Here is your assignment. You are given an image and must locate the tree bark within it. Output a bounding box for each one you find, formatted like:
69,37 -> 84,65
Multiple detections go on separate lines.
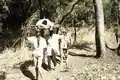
59,0 -> 81,24
38,0 -> 42,19
118,0 -> 120,25
73,19 -> 76,44
93,0 -> 107,58
74,24 -> 76,44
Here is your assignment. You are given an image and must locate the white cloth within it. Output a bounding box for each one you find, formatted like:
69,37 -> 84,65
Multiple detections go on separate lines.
66,33 -> 72,44
48,34 -> 60,55
60,35 -> 68,49
46,45 -> 52,56
36,19 -> 54,29
27,36 -> 47,56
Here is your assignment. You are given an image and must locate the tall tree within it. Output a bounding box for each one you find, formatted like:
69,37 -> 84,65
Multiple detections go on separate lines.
73,14 -> 77,44
93,0 -> 107,58
38,0 -> 42,19
118,0 -> 120,25
59,0 -> 80,24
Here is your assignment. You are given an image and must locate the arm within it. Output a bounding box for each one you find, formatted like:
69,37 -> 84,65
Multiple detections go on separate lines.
42,38 -> 48,62
42,48 -> 47,62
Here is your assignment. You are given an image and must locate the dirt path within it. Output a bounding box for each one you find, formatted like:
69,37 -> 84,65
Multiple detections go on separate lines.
20,48 -> 98,80
2,47 -> 120,80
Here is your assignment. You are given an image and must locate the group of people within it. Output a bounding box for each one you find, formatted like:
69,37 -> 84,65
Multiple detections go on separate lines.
26,18 -> 70,80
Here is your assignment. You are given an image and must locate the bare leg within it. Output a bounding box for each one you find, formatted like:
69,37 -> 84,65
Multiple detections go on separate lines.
60,48 -> 68,72
60,48 -> 63,64
47,56 -> 52,71
34,56 -> 43,80
63,49 -> 68,61
60,48 -> 64,71
51,49 -> 57,69
33,56 -> 38,80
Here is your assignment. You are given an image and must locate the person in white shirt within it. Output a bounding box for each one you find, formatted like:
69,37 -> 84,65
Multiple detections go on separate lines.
45,28 -> 59,71
27,35 -> 47,80
26,23 -> 48,80
46,42 -> 57,71
35,18 -> 58,71
59,28 -> 69,70
50,25 -> 61,57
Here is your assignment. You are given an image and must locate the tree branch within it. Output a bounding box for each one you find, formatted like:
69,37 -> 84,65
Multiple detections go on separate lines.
59,0 -> 81,24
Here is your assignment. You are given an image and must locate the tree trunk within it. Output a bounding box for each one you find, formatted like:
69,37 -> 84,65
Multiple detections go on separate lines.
118,0 -> 120,25
74,25 -> 76,44
93,0 -> 107,58
73,20 -> 76,44
38,0 -> 42,19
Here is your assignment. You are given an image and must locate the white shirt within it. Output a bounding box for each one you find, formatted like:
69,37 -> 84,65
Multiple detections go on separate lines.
49,34 -> 60,48
48,34 -> 60,55
27,36 -> 47,56
60,35 -> 68,49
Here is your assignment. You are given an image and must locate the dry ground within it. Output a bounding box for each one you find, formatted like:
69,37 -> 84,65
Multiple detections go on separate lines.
0,27 -> 120,80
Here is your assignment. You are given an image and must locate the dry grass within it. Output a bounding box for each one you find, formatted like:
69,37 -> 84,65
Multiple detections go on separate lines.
74,26 -> 118,50
76,26 -> 117,44
76,26 -> 95,44
68,26 -> 96,51
0,44 -> 33,71
105,27 -> 118,49
0,43 -> 33,80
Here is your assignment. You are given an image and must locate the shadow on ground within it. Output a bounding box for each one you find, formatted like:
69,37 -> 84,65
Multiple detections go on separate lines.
72,42 -> 95,52
20,60 -> 49,80
68,52 -> 95,58
20,60 -> 35,80
0,71 -> 6,80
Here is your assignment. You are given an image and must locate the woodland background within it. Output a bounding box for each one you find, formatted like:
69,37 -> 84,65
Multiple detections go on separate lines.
0,0 -> 120,80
